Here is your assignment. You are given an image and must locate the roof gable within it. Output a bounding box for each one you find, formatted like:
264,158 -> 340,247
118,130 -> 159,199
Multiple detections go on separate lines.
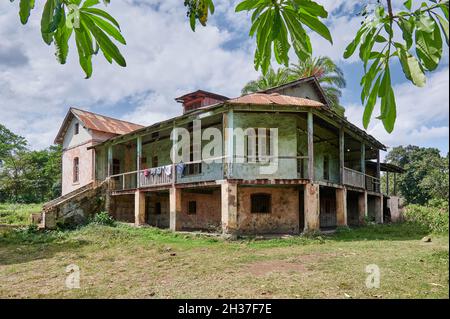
260,76 -> 329,105
54,108 -> 144,144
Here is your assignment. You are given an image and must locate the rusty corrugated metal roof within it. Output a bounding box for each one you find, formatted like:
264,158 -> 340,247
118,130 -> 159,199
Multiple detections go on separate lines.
54,108 -> 144,144
228,93 -> 324,108
71,108 -> 144,135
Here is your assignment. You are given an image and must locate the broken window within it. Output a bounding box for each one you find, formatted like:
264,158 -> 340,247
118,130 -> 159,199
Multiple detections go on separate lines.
112,159 -> 120,175
188,201 -> 197,214
245,128 -> 271,163
251,193 -> 271,214
74,123 -> 79,135
73,157 -> 79,183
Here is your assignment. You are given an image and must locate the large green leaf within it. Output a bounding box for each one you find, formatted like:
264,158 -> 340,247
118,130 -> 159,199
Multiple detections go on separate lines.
380,87 -> 397,133
343,26 -> 367,59
83,12 -> 126,44
435,13 -> 449,45
363,75 -> 381,129
298,10 -> 332,43
235,0 -> 261,12
397,47 -> 426,87
54,12 -> 73,64
41,0 -> 58,44
291,0 -> 327,18
19,0 -> 35,24
415,18 -> 443,71
81,13 -> 126,67
81,7 -> 121,30
75,25 -> 93,78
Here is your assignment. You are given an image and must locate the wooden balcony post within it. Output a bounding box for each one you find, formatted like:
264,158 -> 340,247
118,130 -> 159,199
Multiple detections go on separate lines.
137,135 -> 142,188
223,110 -> 234,178
386,171 -> 390,196
339,127 -> 344,184
393,173 -> 397,195
376,150 -> 381,179
307,112 -> 314,181
107,144 -> 113,177
361,142 -> 366,189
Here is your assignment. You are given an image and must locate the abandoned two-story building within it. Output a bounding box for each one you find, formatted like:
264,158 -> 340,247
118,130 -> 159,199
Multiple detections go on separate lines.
43,76 -> 403,234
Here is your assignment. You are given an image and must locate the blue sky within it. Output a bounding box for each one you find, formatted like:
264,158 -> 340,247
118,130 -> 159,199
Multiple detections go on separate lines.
0,0 -> 448,156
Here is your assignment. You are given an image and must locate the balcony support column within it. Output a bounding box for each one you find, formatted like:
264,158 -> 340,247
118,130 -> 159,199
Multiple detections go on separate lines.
339,127 -> 345,184
307,112 -> 314,181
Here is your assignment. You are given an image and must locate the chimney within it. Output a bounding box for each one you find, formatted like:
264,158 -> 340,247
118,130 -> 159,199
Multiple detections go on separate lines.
175,90 -> 229,114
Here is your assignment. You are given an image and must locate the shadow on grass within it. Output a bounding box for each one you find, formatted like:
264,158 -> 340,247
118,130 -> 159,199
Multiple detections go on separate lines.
328,222 -> 432,242
0,228 -> 90,265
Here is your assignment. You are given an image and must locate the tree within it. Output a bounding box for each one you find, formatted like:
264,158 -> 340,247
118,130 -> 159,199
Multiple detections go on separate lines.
289,56 -> 346,116
8,0 -> 450,132
385,145 -> 449,205
241,67 -> 291,94
0,124 -> 62,203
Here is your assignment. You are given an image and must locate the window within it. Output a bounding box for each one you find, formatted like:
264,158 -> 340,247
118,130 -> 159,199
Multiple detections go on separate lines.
323,155 -> 329,180
251,193 -> 271,214
74,123 -> 79,135
112,159 -> 121,175
245,128 -> 271,163
188,201 -> 197,214
155,202 -> 162,215
73,157 -> 79,183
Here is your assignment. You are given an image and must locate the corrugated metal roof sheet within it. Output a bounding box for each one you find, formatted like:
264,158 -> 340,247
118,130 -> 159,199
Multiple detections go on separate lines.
71,108 -> 144,135
228,93 -> 324,108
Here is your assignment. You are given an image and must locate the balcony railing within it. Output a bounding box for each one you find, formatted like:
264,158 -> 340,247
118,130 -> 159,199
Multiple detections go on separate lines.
139,165 -> 173,187
343,167 -> 365,189
365,175 -> 381,193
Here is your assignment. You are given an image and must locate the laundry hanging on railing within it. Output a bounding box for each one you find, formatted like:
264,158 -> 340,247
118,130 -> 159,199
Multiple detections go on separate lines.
164,165 -> 172,176
176,163 -> 185,177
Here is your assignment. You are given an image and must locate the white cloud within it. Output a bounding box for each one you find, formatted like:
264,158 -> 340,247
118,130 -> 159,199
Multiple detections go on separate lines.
0,0 -> 257,149
346,67 -> 450,154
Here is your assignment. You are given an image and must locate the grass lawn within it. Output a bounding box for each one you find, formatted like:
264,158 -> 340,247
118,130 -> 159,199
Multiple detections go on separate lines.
0,203 -> 42,226
0,222 -> 448,299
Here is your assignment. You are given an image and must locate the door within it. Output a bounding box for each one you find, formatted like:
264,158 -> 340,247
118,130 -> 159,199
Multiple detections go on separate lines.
320,189 -> 337,229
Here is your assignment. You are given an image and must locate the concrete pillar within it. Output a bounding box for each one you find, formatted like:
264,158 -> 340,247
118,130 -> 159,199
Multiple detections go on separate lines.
304,183 -> 320,231
375,195 -> 383,224
134,190 -> 146,226
358,191 -> 367,224
388,196 -> 400,222
169,187 -> 182,231
336,188 -> 347,226
221,181 -> 238,234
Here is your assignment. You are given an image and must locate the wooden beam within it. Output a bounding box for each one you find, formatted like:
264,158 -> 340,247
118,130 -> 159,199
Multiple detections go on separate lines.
107,145 -> 113,177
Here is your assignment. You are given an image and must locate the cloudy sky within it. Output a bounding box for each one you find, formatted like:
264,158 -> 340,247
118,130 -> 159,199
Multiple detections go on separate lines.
0,0 -> 448,156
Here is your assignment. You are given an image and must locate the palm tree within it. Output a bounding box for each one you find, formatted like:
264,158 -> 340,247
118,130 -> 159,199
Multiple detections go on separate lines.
241,67 -> 291,95
289,56 -> 346,116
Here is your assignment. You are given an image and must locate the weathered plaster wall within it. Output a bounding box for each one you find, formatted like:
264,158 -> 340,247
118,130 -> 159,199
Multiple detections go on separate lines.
62,117 -> 91,150
179,188 -> 222,231
275,82 -> 322,102
237,186 -> 300,234
232,113 -> 298,179
62,141 -> 94,195
147,192 -> 170,228
109,194 -> 134,223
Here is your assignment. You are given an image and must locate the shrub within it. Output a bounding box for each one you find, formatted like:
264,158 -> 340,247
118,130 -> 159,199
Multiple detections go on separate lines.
89,212 -> 116,227
403,203 -> 449,234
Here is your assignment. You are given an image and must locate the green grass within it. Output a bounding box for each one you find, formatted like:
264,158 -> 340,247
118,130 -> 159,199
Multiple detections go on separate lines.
0,203 -> 42,226
0,222 -> 448,299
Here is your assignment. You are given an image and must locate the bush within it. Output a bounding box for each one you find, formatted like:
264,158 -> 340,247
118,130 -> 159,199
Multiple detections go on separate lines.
403,203 -> 449,234
89,212 -> 116,227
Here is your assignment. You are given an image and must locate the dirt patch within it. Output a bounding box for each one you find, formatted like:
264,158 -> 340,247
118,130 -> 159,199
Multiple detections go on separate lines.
244,260 -> 307,276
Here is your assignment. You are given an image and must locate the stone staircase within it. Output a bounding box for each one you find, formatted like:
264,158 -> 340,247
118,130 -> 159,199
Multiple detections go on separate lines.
36,180 -> 109,229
